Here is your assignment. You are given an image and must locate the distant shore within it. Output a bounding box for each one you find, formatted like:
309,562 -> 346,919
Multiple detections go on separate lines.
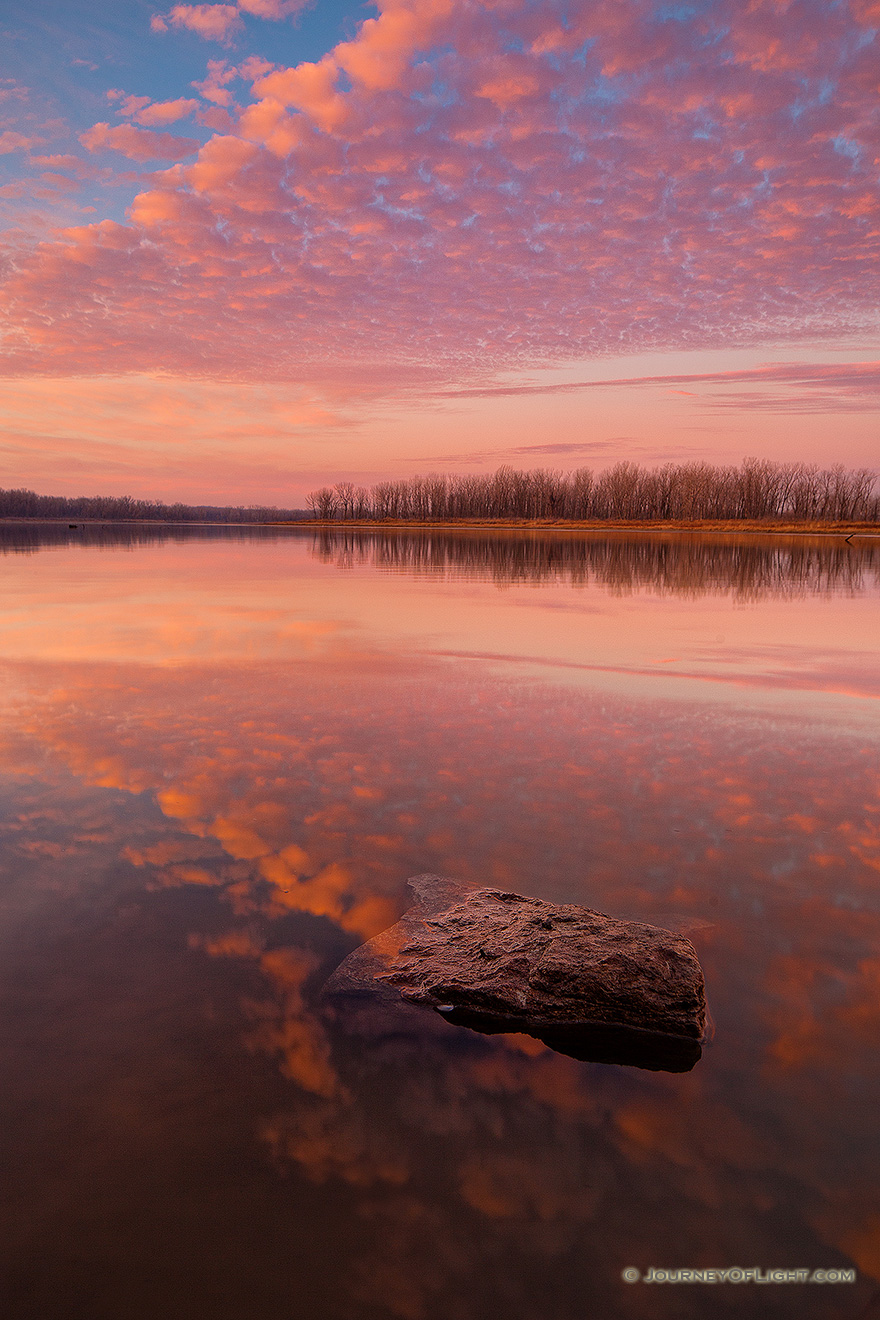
1,516 -> 877,536
273,518 -> 880,535
0,517 -> 308,528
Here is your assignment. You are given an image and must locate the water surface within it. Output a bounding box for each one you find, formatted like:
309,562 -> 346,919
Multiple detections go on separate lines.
1,525 -> 878,1319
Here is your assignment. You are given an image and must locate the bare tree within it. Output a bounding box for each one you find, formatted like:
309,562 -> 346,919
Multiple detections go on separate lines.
307,488 -> 338,520
304,461 -> 879,525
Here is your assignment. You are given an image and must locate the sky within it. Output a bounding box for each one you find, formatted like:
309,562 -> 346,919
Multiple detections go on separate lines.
0,0 -> 878,505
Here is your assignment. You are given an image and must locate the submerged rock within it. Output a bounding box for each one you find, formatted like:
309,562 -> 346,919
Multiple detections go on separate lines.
324,875 -> 708,1072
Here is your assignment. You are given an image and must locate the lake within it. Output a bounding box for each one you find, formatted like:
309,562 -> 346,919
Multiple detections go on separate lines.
1,524 -> 878,1320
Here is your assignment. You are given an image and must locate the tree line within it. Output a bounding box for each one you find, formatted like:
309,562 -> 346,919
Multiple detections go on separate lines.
307,460 -> 879,523
0,488 -> 307,523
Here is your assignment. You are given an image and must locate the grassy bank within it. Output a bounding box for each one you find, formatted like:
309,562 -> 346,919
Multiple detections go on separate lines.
274,518 -> 880,534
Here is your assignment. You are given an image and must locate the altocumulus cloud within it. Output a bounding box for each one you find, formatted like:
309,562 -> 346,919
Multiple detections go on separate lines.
1,0 -> 879,386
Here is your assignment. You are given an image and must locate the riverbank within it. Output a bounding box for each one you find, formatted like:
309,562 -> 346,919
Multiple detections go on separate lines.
273,518 -> 880,535
2,516 -> 877,536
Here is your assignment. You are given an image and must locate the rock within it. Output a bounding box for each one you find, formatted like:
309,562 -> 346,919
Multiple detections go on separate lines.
323,875 -> 708,1072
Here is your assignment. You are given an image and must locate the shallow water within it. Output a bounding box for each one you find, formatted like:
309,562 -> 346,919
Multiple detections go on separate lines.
1,525 -> 878,1319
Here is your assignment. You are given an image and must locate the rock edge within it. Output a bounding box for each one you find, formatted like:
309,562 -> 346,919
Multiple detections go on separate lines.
323,875 -> 708,1069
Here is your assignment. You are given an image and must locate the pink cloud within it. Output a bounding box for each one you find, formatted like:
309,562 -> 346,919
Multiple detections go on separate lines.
1,0 -> 878,394
438,362 -> 880,413
115,94 -> 152,116
474,54 -> 545,108
333,0 -> 457,93
253,58 -> 348,131
184,134 -> 261,193
153,0 -> 310,36
0,130 -> 42,153
192,59 -> 237,106
237,0 -> 309,16
152,4 -> 244,44
134,98 -> 200,126
79,122 -> 201,161
195,105 -> 237,132
108,92 -> 200,126
237,56 -> 275,79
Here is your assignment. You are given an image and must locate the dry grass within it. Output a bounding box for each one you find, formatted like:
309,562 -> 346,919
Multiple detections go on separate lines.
276,518 -> 880,535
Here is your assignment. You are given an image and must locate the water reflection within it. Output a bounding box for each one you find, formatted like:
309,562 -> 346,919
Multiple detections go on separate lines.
1,651 -> 879,1316
0,533 -> 878,1318
326,979 -> 706,1072
308,527 -> 880,599
0,520 -> 303,554
2,521 -> 879,602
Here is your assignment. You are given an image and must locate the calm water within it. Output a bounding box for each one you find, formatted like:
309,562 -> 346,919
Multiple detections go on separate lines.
1,525 -> 879,1320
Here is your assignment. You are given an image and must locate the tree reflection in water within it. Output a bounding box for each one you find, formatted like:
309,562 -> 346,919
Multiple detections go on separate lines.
310,527 -> 880,601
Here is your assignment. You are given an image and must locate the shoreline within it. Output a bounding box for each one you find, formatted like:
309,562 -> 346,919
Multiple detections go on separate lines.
0,517 -> 308,528
1,516 -> 877,537
273,518 -> 880,536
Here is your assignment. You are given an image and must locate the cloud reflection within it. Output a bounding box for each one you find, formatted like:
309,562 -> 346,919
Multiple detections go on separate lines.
0,525 -> 878,1315
1,647 -> 879,1311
